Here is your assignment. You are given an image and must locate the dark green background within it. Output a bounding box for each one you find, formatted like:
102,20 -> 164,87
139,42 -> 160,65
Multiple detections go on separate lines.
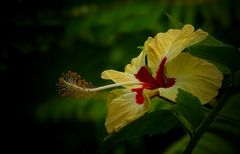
2,0 -> 239,153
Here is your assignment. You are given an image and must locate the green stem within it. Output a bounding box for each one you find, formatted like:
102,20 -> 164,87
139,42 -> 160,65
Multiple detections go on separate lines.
172,111 -> 193,138
183,88 -> 233,154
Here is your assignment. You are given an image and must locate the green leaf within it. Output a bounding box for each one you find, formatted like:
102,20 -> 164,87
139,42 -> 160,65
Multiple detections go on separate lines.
98,110 -> 177,154
188,35 -> 240,71
149,97 -> 173,112
176,89 -> 205,129
197,34 -> 231,47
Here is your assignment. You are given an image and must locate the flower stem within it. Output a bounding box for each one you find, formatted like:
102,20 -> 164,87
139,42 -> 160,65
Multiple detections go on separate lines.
183,88 -> 233,154
172,111 -> 193,139
92,82 -> 141,91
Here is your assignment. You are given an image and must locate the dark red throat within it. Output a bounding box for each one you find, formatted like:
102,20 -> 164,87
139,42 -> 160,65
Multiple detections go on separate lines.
132,57 -> 175,104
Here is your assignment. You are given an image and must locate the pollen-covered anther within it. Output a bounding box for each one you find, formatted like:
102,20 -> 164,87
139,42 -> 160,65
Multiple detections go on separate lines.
58,71 -> 95,98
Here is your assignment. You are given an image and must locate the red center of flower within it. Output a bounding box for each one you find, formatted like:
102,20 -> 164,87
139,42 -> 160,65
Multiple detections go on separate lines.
132,57 -> 175,104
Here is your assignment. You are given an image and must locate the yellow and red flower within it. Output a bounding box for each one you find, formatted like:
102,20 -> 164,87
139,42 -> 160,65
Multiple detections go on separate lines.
101,25 -> 223,133
59,24 -> 223,134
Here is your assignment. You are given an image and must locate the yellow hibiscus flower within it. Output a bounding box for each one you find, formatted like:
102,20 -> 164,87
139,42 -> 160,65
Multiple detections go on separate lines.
101,25 -> 223,133
59,24 -> 223,134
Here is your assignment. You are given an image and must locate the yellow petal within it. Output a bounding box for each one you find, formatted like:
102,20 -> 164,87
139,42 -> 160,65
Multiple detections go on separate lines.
105,90 -> 150,133
146,24 -> 208,77
101,70 -> 141,88
159,52 -> 223,104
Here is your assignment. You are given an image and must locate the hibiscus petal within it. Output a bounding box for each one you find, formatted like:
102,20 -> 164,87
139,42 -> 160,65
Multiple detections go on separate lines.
101,70 -> 141,88
105,90 -> 150,133
159,52 -> 223,104
146,24 -> 208,77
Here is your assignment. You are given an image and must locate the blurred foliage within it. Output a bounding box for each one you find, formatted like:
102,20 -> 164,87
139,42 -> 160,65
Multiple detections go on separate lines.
35,94 -> 107,123
3,0 -> 240,153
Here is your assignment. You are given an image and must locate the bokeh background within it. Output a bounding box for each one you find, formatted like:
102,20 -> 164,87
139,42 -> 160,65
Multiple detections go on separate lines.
2,0 -> 240,153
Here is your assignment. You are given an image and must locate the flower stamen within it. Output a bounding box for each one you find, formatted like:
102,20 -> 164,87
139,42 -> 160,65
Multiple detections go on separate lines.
58,71 -> 142,98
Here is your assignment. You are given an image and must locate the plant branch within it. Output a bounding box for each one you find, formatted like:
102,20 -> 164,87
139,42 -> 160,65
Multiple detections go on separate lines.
183,88 -> 233,154
172,111 -> 193,139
